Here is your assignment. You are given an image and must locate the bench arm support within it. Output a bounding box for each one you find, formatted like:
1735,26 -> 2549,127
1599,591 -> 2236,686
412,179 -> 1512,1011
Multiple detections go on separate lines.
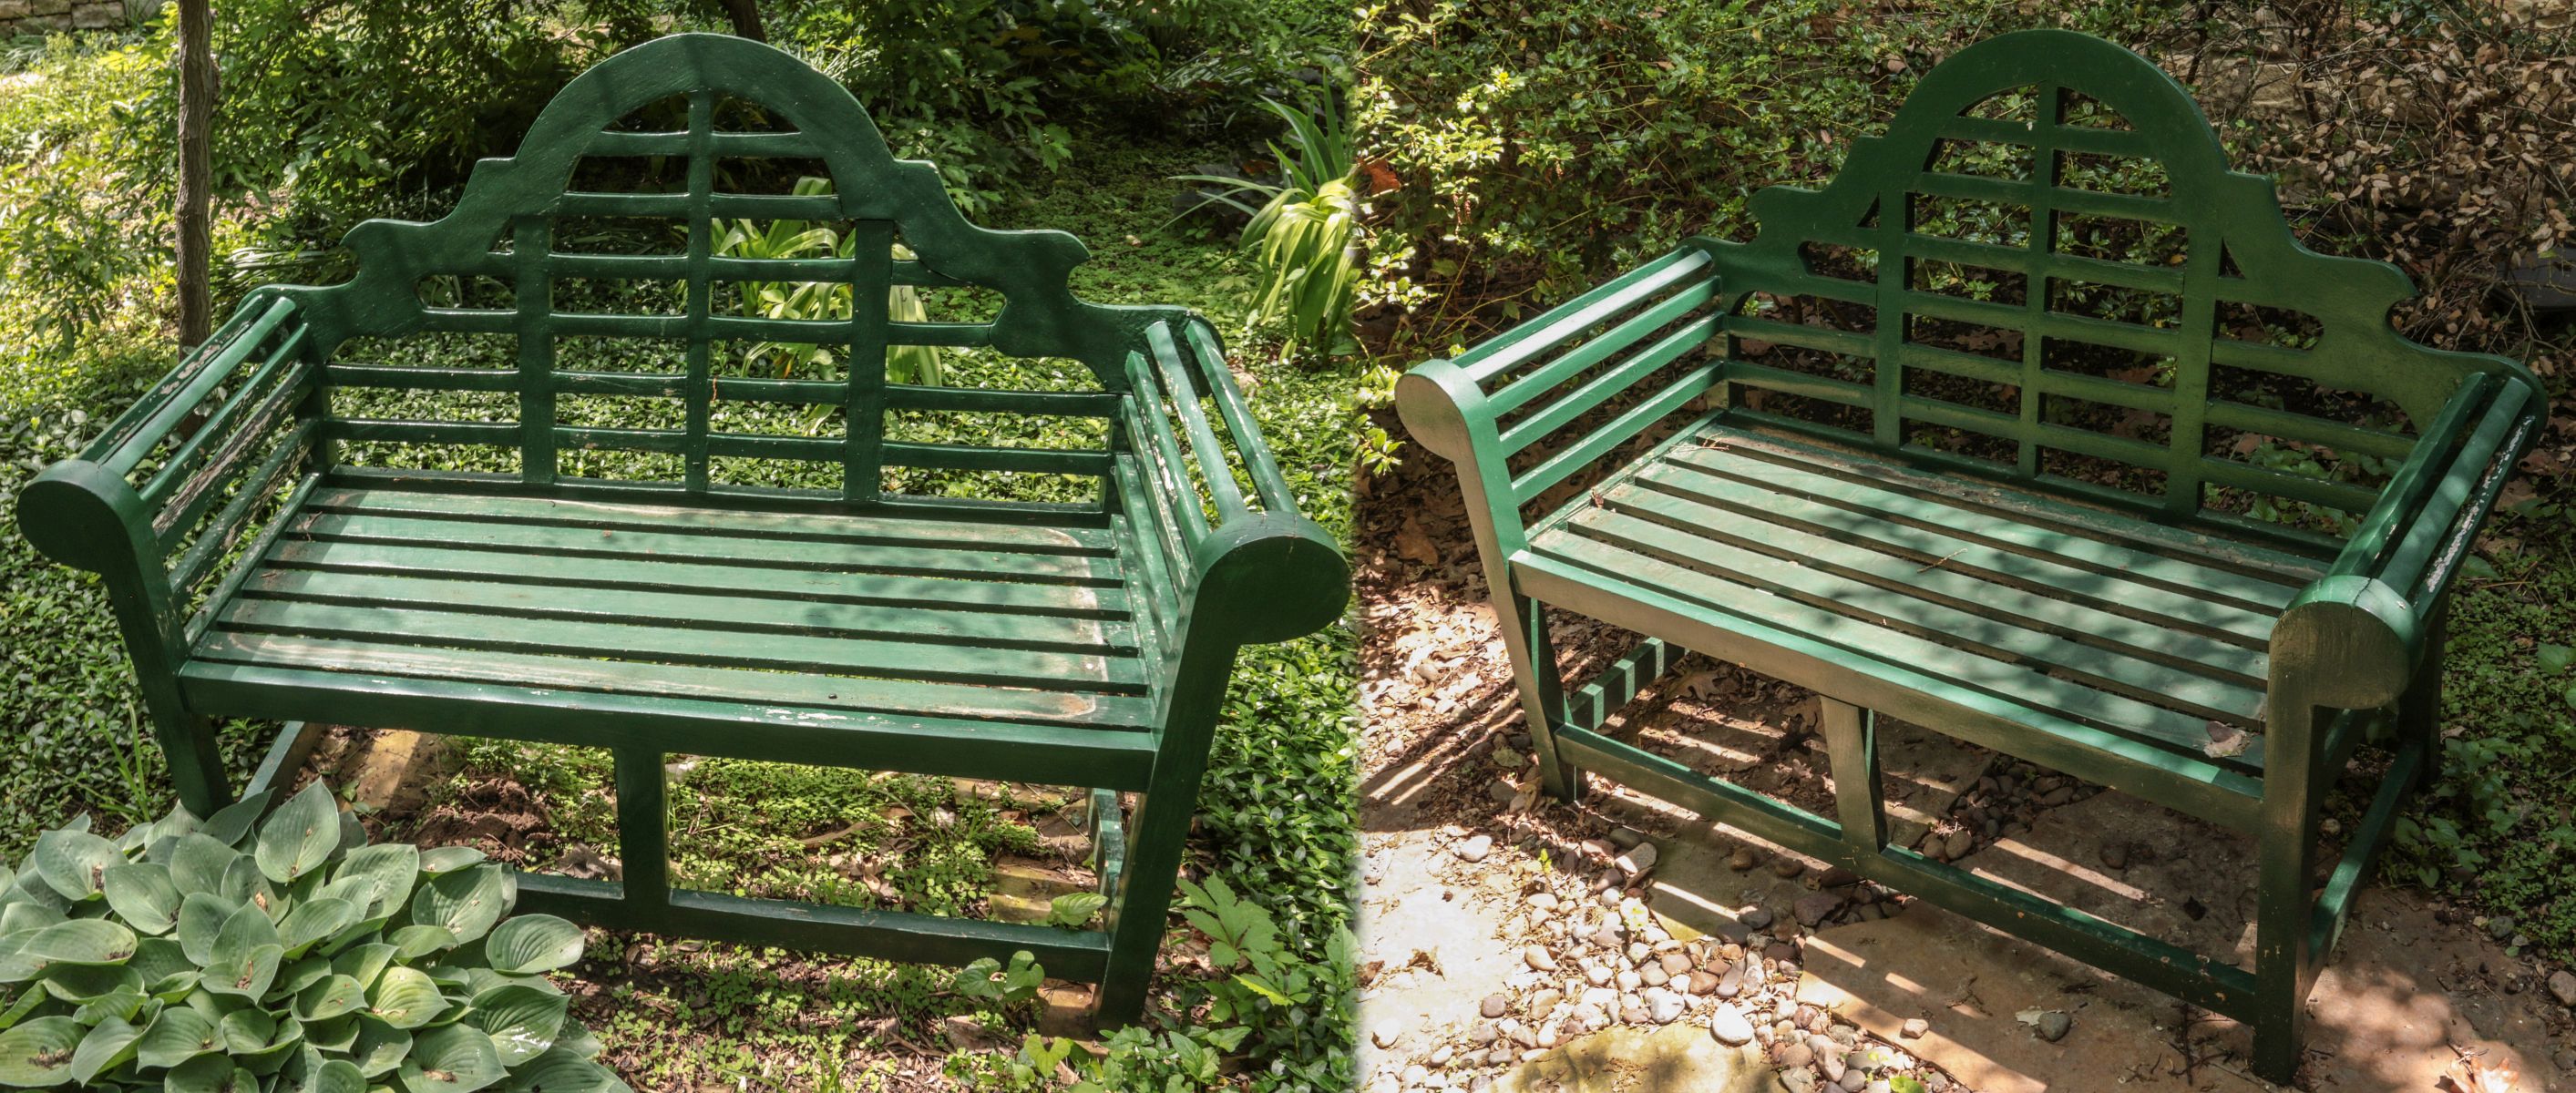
16,292 -> 322,597
1118,316 -> 1348,652
2268,370 -> 2540,706
1396,246 -> 1726,556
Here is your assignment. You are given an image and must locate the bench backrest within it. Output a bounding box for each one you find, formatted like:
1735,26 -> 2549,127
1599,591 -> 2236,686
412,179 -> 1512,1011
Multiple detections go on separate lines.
274,33 -> 1173,505
1691,29 -> 2530,546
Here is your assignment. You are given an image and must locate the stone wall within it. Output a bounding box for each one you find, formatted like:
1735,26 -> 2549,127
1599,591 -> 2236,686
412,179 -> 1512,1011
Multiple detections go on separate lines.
0,0 -> 129,36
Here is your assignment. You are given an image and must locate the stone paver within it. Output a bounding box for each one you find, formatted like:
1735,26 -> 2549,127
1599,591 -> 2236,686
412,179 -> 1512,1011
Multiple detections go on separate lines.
1493,1021 -> 1781,1093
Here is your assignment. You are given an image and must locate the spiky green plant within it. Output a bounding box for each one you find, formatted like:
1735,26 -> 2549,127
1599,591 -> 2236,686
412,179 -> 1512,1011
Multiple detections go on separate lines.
712,176 -> 943,388
0,782 -> 626,1092
1175,96 -> 1363,359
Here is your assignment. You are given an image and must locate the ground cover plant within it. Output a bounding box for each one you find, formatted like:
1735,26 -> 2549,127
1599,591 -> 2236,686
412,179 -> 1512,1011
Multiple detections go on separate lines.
2,9 -> 1358,1092
0,781 -> 619,1091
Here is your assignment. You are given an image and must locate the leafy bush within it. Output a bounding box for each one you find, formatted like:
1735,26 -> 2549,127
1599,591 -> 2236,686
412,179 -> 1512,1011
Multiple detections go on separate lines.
1353,0 -> 2167,352
711,176 -> 944,389
0,783 -> 623,1091
1178,97 -> 1365,359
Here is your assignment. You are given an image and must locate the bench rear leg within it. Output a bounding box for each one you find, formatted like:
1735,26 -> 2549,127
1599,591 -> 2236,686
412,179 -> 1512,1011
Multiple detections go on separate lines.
1497,592 -> 1580,801
2401,603 -> 2448,793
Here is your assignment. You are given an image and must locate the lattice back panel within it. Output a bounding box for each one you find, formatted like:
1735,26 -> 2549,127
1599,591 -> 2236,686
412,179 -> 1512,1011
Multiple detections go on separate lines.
1702,30 -> 2528,539
280,34 -> 1163,504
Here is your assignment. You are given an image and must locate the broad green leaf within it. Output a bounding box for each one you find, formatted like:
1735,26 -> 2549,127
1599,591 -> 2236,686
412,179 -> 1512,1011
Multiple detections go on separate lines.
201,905 -> 284,999
498,1047 -> 630,1093
161,1052 -> 257,1093
200,791 -> 274,849
0,986 -> 44,1032
483,915 -> 583,976
0,904 -> 58,939
200,942 -> 282,1000
67,981 -> 144,1024
259,783 -> 344,884
31,830 -> 119,902
368,967 -> 445,1029
401,1023 -> 506,1093
221,1006 -> 302,1070
387,924 -> 458,961
177,892 -> 241,965
411,867 -> 509,944
303,1014 -> 361,1053
67,1014 -> 142,1085
0,1016 -> 81,1088
219,1007 -> 276,1053
417,848 -> 485,876
300,1057 -> 366,1093
334,845 -> 420,921
332,944 -> 399,991
299,973 -> 367,1021
169,834 -> 241,898
278,954 -> 334,996
279,897 -> 356,958
351,1018 -> 411,1078
24,917 -> 136,965
135,1006 -> 221,1067
551,1019 -> 602,1059
128,937 -> 192,986
467,984 -> 567,1065
219,855 -> 282,920
40,961 -> 140,1003
104,862 -> 182,935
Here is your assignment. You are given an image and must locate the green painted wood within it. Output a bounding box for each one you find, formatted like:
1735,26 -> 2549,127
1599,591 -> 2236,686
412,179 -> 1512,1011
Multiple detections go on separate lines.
15,32 -> 1349,1026
1398,32 -> 2540,1078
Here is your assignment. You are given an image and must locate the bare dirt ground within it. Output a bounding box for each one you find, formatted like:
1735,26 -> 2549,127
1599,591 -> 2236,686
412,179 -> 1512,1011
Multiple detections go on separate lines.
1350,430 -> 2576,1093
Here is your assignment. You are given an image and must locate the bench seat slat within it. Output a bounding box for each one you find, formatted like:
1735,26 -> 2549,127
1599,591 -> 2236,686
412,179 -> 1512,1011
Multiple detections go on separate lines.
176,649 -> 1154,778
299,485 -> 1117,555
1565,507 -> 2264,724
1641,457 -> 2280,646
1588,476 -> 2268,688
286,509 -> 1124,587
237,568 -> 1135,658
210,597 -> 1143,693
1527,534 -> 2262,773
1673,433 -> 2319,608
258,539 -> 1128,619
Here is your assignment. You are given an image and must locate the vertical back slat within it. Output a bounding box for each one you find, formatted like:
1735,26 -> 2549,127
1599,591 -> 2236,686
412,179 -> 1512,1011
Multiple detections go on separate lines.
682,90 -> 716,492
844,222 -> 896,503
515,215 -> 558,484
2016,84 -> 2063,479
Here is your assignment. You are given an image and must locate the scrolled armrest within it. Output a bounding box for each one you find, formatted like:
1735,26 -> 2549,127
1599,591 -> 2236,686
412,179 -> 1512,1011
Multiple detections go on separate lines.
1120,315 -> 1348,649
2326,370 -> 2540,608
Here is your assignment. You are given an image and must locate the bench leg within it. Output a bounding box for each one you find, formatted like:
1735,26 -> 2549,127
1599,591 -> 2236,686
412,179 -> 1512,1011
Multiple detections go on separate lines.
614,748 -> 671,915
2251,703 -> 2328,1085
146,698 -> 232,820
1094,772 -> 1206,1025
1820,700 -> 1885,852
2401,603 -> 2448,793
1496,592 -> 1580,801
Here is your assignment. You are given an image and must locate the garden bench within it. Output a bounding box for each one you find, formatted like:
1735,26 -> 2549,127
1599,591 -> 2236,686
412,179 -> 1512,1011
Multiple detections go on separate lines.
15,33 -> 1346,1024
1396,29 -> 2539,1081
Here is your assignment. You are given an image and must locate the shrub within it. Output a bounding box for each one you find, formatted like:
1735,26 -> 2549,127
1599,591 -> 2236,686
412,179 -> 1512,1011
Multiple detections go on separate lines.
1178,97 -> 1366,359
0,782 -> 623,1091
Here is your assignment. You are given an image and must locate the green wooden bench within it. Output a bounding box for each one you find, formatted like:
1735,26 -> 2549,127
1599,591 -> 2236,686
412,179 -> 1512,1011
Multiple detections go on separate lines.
14,33 -> 1346,1023
1397,30 -> 2538,1081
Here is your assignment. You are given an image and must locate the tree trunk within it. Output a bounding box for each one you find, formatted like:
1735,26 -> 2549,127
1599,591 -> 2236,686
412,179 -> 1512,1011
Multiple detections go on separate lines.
722,0 -> 765,42
177,0 -> 213,347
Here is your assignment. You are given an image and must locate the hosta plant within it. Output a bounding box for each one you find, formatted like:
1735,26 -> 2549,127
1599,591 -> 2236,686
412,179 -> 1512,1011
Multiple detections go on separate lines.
0,781 -> 626,1092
